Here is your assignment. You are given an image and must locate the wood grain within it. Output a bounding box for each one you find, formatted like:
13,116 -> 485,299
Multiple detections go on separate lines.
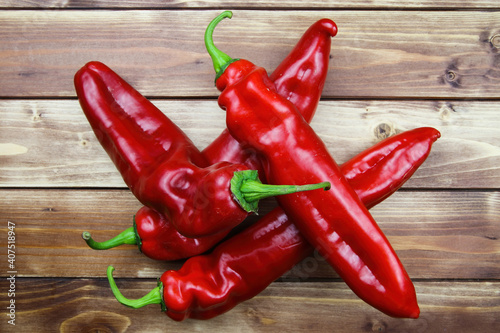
1,2 -> 499,331
0,278 -> 498,332
0,189 -> 497,279
1,99 -> 499,188
2,0 -> 500,9
1,10 -> 499,98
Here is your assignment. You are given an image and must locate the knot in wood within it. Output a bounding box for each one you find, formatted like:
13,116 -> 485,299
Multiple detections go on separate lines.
371,319 -> 387,332
374,122 -> 395,140
490,34 -> 500,48
439,104 -> 453,121
445,70 -> 457,82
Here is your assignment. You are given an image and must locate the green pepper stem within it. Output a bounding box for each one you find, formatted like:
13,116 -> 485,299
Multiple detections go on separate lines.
241,180 -> 332,202
107,266 -> 164,310
205,11 -> 239,79
231,170 -> 331,213
82,227 -> 136,250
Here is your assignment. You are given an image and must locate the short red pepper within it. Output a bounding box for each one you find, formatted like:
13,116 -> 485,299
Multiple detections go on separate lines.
81,17 -> 337,260
83,206 -> 231,261
75,62 -> 330,238
210,11 -> 420,318
107,127 -> 440,321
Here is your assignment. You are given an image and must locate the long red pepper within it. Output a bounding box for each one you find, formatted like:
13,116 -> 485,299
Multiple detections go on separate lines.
203,17 -> 336,170
82,13 -> 434,320
75,62 -> 330,238
81,18 -> 337,260
209,11 -> 420,318
107,127 -> 440,321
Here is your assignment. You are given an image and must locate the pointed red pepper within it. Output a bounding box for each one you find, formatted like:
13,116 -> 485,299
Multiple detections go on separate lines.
75,61 -> 329,238
203,17 -> 337,170
82,17 -> 337,260
208,11 -> 420,318
107,127 -> 440,321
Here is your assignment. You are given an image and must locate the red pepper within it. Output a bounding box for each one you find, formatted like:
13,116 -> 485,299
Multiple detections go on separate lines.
83,206 -> 230,261
75,62 -> 330,238
209,11 -> 420,318
203,18 -> 337,169
107,127 -> 440,321
82,18 -> 337,260
76,61 -> 230,257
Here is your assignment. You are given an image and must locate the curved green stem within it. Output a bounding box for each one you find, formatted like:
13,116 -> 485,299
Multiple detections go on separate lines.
231,170 -> 331,213
82,227 -> 137,250
107,266 -> 165,311
205,11 -> 239,79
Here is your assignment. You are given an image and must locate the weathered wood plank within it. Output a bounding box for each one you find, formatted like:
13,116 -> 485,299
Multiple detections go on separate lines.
1,99 -> 499,188
2,0 -> 500,9
1,3 -> 497,332
0,278 -> 498,332
0,189 -> 498,279
1,10 -> 499,98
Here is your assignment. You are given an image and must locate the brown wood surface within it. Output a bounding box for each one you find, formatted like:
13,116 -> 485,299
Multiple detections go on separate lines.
0,2 -> 499,332
0,279 -> 498,332
1,10 -> 500,98
0,189 -> 498,280
1,99 -> 500,188
2,0 -> 500,9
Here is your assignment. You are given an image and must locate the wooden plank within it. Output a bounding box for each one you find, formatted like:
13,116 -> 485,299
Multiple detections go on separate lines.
0,278 -> 498,332
2,0 -> 500,9
0,3 -> 496,332
0,189 -> 498,279
1,10 -> 499,98
1,99 -> 499,188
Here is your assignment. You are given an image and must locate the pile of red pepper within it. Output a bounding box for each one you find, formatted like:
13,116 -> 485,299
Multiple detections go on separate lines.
75,11 -> 440,321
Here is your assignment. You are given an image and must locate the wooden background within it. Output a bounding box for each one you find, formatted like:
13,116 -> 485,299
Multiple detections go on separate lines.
1,1 -> 499,332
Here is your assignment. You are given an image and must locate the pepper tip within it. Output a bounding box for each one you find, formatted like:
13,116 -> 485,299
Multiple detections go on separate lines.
406,304 -> 420,319
318,18 -> 338,38
434,129 -> 442,140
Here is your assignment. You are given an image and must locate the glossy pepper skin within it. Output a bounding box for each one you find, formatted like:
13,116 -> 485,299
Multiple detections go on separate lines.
83,18 -> 337,260
83,206 -> 230,261
210,12 -> 419,318
107,126 -> 440,321
202,18 -> 337,170
75,62 -> 329,238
